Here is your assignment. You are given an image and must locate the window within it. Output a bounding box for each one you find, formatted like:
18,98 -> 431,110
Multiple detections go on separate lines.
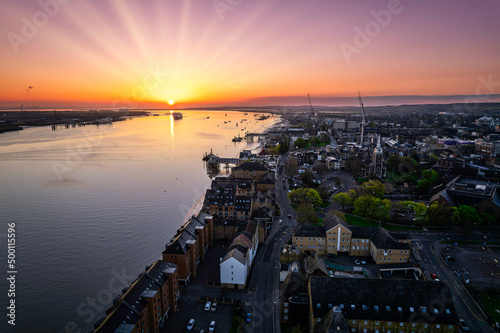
364,320 -> 368,324
328,245 -> 331,249
284,309 -> 288,313
352,320 -> 356,324
436,324 -> 440,328
399,322 -> 404,326
374,305 -> 379,311
313,238 -> 316,241
388,322 -> 392,326
351,304 -> 355,310
386,306 -> 391,311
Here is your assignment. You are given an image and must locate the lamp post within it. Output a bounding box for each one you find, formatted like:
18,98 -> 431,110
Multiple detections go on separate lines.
491,259 -> 498,289
482,246 -> 485,260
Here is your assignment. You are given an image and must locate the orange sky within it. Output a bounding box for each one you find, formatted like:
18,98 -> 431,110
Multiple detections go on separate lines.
1,0 -> 500,108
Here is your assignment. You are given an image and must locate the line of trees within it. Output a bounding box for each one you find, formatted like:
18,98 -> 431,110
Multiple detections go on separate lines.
331,179 -> 491,226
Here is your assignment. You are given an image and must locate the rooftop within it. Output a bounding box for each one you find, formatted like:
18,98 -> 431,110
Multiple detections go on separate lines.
310,277 -> 459,325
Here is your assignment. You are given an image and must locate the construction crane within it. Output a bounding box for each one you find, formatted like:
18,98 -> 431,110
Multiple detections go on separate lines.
307,93 -> 314,118
358,91 -> 367,145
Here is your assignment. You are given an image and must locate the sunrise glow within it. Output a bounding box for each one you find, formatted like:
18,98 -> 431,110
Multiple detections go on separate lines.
1,1 -> 499,108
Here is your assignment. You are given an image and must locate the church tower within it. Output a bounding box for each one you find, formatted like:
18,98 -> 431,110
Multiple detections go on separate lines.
372,135 -> 386,177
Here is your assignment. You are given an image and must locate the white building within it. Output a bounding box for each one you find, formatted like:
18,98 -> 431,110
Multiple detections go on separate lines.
220,222 -> 259,289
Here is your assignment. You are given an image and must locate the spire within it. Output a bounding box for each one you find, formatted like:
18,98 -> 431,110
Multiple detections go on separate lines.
375,135 -> 382,153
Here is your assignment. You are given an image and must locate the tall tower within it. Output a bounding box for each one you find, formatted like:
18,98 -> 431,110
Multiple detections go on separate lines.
372,135 -> 386,177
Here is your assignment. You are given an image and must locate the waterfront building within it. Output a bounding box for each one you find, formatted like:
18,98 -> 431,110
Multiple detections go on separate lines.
94,260 -> 179,333
161,212 -> 213,283
231,161 -> 269,181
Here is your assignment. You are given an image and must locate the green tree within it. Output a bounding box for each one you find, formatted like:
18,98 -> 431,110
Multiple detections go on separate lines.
294,138 -> 308,149
332,192 -> 352,211
288,188 -> 309,204
353,196 -> 390,221
428,202 -> 459,225
306,189 -> 322,206
277,142 -> 289,154
296,202 -> 317,224
386,154 -> 401,171
309,136 -> 321,146
416,179 -> 432,193
290,325 -> 304,333
457,205 -> 481,225
359,179 -> 389,199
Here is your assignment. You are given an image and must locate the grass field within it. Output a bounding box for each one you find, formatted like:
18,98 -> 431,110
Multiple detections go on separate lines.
345,214 -> 420,231
477,290 -> 500,324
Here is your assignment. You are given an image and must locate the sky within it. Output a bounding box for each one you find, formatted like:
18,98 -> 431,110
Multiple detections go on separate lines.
1,0 -> 500,109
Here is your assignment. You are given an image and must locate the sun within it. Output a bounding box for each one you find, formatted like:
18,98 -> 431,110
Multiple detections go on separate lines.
168,100 -> 175,105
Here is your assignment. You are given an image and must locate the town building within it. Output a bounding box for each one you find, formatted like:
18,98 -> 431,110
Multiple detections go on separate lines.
94,260 -> 179,333
220,221 -> 259,289
308,277 -> 460,333
430,176 -> 500,220
203,177 -> 253,220
231,161 -> 269,181
161,212 -> 213,284
292,216 -> 411,264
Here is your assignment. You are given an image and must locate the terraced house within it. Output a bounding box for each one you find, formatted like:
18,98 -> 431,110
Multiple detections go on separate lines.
309,277 -> 460,333
162,212 -> 213,283
292,216 -> 411,264
94,260 -> 179,333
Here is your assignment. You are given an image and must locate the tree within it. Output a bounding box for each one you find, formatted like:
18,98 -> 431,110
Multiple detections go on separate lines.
386,154 -> 401,171
296,202 -> 317,224
427,202 -> 459,225
306,189 -> 322,206
309,136 -> 321,146
457,205 -> 482,226
353,196 -> 390,221
294,138 -> 308,149
416,179 -> 432,193
288,188 -> 309,205
277,142 -> 289,154
300,170 -> 318,188
290,325 -> 304,333
332,192 -> 352,211
358,179 -> 389,199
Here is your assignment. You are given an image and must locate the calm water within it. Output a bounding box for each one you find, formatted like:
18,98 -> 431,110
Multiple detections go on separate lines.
0,111 -> 278,332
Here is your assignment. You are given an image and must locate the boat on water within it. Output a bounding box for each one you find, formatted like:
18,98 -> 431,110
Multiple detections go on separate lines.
171,112 -> 183,120
232,135 -> 243,142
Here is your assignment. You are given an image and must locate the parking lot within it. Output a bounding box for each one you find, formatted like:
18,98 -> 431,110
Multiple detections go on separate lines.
161,240 -> 237,333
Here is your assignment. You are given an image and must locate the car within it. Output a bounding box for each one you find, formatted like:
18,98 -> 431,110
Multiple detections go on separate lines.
381,271 -> 392,278
209,320 -> 216,332
278,219 -> 282,224
360,260 -> 367,265
288,214 -> 291,219
187,319 -> 195,331
204,301 -> 212,311
211,302 -> 217,312
245,312 -> 251,323
431,273 -> 438,280
355,259 -> 361,265
459,319 -> 470,331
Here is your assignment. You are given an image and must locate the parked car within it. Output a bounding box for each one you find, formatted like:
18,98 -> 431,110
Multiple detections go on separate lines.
288,214 -> 291,219
209,320 -> 216,332
187,319 -> 195,331
211,302 -> 217,312
381,271 -> 392,278
355,259 -> 361,265
204,301 -> 211,311
431,273 -> 438,280
360,260 -> 367,265
459,319 -> 470,331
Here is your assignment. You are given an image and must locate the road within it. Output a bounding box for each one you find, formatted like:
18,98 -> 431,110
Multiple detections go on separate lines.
412,234 -> 497,333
